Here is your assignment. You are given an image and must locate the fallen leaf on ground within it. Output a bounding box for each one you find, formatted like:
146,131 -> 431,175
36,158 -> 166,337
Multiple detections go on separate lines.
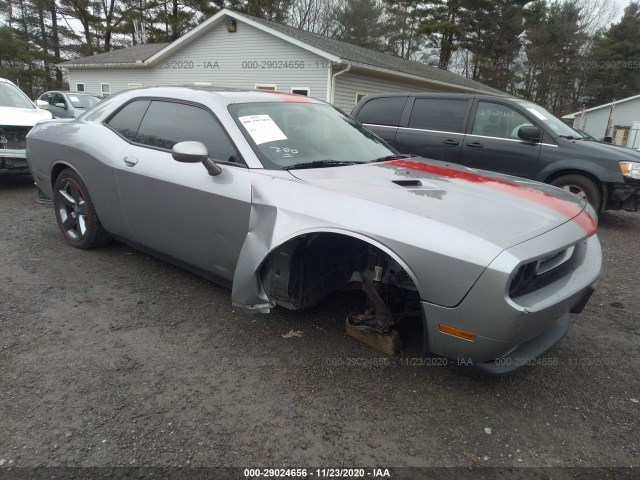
281,330 -> 303,338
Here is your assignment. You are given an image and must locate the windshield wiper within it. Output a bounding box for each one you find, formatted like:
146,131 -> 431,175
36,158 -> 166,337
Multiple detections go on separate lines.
370,154 -> 413,163
558,135 -> 580,140
283,160 -> 360,170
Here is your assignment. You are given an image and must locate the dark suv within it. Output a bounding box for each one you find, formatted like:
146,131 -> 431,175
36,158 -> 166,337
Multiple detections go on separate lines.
351,93 -> 640,212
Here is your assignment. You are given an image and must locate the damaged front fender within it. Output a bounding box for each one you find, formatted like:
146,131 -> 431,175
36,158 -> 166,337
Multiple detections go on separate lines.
230,171 -> 423,313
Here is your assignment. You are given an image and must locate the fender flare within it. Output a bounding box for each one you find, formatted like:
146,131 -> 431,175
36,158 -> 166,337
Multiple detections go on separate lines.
534,160 -> 619,185
50,160 -> 85,191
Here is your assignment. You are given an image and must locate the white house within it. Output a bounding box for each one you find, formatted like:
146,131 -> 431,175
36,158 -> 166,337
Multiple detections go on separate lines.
563,93 -> 640,148
58,8 -> 501,113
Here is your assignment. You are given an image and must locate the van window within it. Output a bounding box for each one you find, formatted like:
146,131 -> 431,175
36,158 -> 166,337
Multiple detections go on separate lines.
357,97 -> 406,126
472,102 -> 533,140
409,99 -> 468,133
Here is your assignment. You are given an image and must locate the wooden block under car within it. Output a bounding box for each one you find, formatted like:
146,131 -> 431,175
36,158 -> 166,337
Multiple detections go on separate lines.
345,318 -> 402,356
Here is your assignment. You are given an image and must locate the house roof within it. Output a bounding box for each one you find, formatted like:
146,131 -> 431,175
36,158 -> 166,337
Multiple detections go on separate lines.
60,43 -> 169,67
59,9 -> 502,94
230,11 -> 502,94
562,93 -> 640,119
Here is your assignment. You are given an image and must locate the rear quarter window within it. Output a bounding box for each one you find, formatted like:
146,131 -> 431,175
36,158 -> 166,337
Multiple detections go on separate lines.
106,100 -> 151,142
356,97 -> 407,126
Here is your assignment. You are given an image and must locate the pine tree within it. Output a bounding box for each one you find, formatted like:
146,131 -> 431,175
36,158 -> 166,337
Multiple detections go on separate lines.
333,0 -> 388,51
584,1 -> 640,106
418,0 -> 462,69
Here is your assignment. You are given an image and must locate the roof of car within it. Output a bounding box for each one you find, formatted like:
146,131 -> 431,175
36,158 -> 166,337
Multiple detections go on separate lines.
357,92 -> 511,101
137,85 -> 326,103
42,91 -> 100,95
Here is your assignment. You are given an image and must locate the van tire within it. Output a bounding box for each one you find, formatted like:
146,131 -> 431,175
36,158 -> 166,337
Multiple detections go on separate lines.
550,174 -> 601,211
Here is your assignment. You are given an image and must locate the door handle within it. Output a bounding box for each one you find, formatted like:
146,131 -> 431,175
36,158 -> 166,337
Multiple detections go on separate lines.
123,156 -> 138,166
443,139 -> 459,146
466,142 -> 484,148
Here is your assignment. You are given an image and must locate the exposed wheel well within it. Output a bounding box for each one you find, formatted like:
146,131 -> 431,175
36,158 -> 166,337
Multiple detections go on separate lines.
260,232 -> 421,313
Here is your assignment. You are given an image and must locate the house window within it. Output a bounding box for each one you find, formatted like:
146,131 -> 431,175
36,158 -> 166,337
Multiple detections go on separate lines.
128,83 -> 142,89
101,83 -> 111,96
355,93 -> 367,105
255,84 -> 277,91
291,87 -> 310,96
76,83 -> 85,92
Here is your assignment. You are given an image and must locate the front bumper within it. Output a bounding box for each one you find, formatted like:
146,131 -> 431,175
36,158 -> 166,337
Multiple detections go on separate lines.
422,222 -> 602,372
0,149 -> 29,171
608,181 -> 640,211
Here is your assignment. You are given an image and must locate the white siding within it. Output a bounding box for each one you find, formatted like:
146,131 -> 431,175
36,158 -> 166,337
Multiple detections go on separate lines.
333,70 -> 452,113
68,21 -> 329,101
574,98 -> 640,139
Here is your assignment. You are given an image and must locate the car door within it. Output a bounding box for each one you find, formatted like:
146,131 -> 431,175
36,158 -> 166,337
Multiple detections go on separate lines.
354,96 -> 408,147
394,97 -> 470,162
460,100 -> 541,178
112,99 -> 252,282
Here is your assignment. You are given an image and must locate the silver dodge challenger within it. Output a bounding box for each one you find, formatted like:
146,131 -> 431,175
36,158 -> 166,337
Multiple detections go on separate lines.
26,87 -> 602,373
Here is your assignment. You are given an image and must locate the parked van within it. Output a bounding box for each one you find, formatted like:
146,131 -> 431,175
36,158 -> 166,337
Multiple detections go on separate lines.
351,93 -> 640,212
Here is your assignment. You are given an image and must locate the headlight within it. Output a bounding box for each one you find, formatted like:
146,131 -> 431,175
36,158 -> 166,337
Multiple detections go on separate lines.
619,161 -> 640,179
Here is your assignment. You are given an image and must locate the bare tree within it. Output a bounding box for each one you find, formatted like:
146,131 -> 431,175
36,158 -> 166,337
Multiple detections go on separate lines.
288,0 -> 338,35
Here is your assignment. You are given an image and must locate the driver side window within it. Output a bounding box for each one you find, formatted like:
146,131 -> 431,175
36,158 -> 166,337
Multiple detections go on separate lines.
40,93 -> 53,104
53,93 -> 66,106
472,102 -> 533,140
136,101 -> 241,164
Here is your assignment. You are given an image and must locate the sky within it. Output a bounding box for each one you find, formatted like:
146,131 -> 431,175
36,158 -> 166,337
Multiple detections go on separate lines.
613,0 -> 636,21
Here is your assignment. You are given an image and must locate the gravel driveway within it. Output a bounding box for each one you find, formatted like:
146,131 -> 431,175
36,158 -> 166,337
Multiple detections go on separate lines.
1,175 -> 638,475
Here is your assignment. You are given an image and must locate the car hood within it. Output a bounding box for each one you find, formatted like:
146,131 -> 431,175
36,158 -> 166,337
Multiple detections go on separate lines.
559,136 -> 640,161
288,158 -> 593,250
0,106 -> 52,126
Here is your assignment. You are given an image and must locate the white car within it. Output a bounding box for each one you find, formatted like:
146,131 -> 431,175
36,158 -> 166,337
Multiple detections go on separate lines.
0,78 -> 52,173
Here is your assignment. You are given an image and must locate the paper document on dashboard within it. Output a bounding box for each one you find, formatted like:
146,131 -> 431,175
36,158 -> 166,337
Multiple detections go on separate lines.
238,114 -> 288,145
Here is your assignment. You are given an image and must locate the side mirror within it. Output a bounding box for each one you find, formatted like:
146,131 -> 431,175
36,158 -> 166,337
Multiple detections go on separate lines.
171,141 -> 222,176
55,102 -> 67,109
601,136 -> 613,143
518,126 -> 541,142
36,99 -> 49,109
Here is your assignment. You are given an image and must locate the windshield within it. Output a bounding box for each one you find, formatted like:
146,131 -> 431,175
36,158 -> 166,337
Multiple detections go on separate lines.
514,100 -> 580,138
68,94 -> 101,109
574,129 -> 597,141
229,102 -> 397,169
0,82 -> 35,109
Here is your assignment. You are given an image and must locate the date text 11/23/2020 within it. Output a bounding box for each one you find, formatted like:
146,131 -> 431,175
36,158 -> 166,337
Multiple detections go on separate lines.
243,468 -> 391,478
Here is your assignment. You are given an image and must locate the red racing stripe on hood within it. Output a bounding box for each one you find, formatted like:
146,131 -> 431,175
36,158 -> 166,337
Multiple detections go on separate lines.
389,159 -> 597,236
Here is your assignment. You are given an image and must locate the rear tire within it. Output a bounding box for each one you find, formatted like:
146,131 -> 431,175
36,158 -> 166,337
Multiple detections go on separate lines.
550,174 -> 601,211
53,168 -> 111,249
